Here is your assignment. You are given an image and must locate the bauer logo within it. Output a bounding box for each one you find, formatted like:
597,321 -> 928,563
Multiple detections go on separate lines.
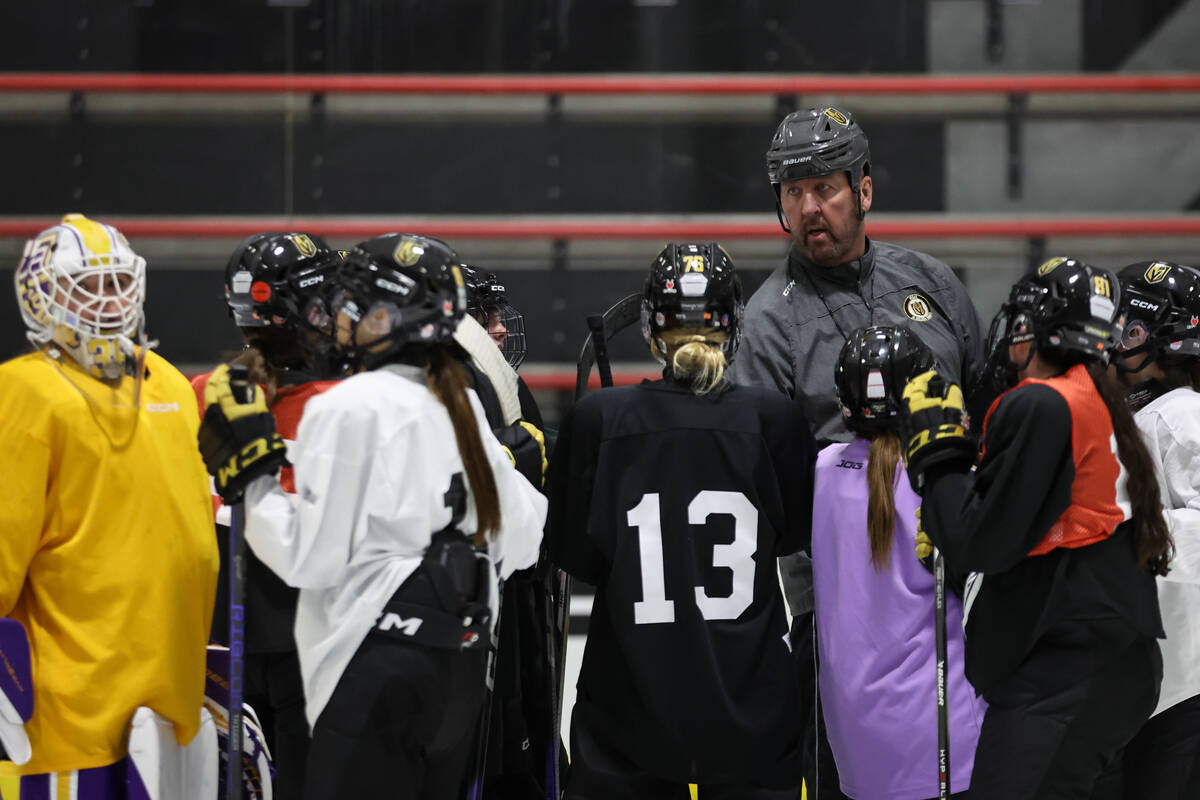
903,293 -> 934,322
781,156 -> 812,166
1145,262 -> 1172,284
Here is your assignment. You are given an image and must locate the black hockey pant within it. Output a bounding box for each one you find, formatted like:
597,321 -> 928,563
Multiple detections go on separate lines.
243,650 -> 308,800
969,635 -> 1161,800
563,711 -> 801,800
302,574 -> 489,800
1119,691 -> 1200,800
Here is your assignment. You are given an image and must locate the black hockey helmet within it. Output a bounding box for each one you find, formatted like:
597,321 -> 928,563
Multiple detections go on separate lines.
224,231 -> 343,330
766,106 -> 871,195
1115,260 -> 1200,368
329,233 -> 466,370
459,263 -> 527,369
641,242 -> 743,364
981,257 -> 1120,392
835,325 -> 935,436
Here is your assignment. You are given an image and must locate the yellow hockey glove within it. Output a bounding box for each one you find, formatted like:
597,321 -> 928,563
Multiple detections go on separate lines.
495,421 -> 548,487
197,364 -> 288,503
898,370 -> 976,495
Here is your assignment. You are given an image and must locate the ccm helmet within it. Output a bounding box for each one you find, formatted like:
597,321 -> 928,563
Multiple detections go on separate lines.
330,233 -> 466,370
1115,260 -> 1200,366
224,232 -> 342,331
981,257 -> 1120,392
459,263 -> 527,368
641,242 -> 743,364
14,213 -> 148,380
835,325 -> 935,436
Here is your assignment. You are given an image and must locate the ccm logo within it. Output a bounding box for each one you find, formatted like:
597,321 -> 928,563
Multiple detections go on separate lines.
145,402 -> 180,413
376,612 -> 423,636
836,459 -> 863,470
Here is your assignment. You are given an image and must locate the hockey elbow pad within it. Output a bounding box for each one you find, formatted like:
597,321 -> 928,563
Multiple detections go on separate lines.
494,421 -> 548,487
898,370 -> 977,495
198,364 -> 288,503
0,619 -> 33,765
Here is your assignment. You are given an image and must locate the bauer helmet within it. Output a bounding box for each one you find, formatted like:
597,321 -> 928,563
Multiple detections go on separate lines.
641,242 -> 743,364
1115,260 -> 1200,366
766,106 -> 871,194
459,263 -> 527,368
329,233 -> 466,370
835,325 -> 935,436
981,257 -> 1120,392
14,213 -> 148,380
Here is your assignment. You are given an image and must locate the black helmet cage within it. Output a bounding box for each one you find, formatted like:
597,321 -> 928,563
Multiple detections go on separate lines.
982,257 -> 1120,393
1115,261 -> 1200,367
459,263 -> 528,369
835,325 -> 935,436
640,242 -> 744,366
328,233 -> 466,371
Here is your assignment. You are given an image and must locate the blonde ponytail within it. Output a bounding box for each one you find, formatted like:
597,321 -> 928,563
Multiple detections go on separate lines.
652,327 -> 729,395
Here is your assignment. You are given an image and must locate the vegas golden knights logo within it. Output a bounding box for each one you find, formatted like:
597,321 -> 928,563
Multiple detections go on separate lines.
1145,262 -> 1172,284
824,107 -> 850,126
903,293 -> 934,322
1037,257 -> 1067,276
394,239 -> 422,267
292,234 -> 318,258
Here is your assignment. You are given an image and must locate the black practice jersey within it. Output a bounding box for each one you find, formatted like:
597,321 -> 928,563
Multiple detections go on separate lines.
547,376 -> 816,785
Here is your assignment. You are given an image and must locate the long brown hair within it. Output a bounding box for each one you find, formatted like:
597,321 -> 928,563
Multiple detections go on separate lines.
1083,361 -> 1173,575
425,344 -> 501,546
865,431 -> 904,571
1156,353 -> 1200,393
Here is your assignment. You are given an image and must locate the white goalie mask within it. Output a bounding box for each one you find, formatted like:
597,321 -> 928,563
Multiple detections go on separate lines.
14,214 -> 148,380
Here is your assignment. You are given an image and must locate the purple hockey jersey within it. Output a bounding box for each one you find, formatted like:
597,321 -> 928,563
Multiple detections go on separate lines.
812,438 -> 986,800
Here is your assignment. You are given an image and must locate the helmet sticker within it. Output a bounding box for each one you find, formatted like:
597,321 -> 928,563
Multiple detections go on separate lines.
903,294 -> 934,322
663,279 -> 677,294
679,272 -> 709,297
824,108 -> 850,126
250,281 -> 272,302
1037,257 -> 1067,276
231,271 -> 253,293
866,369 -> 885,399
291,234 -> 318,258
393,239 -> 423,267
1144,262 -> 1172,284
655,312 -> 666,327
1090,294 -> 1115,323
1092,274 -> 1112,298
681,254 -> 707,273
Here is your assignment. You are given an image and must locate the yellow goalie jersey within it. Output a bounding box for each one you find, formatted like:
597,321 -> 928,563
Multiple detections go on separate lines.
0,349 -> 219,776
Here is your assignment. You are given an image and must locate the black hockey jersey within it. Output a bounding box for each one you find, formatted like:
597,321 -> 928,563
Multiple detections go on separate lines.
922,366 -> 1163,696
547,376 -> 815,785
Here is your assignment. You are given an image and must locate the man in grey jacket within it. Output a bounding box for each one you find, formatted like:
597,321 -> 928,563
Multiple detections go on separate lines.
729,106 -> 985,800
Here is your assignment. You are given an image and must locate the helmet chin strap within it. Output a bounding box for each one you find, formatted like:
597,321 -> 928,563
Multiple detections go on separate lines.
774,196 -> 791,234
1112,342 -> 1156,375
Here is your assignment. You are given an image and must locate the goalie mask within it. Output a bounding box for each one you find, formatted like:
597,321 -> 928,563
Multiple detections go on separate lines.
980,257 -> 1120,394
1114,260 -> 1200,371
329,233 -> 466,371
14,213 -> 148,380
641,242 -> 744,365
835,325 -> 935,436
459,263 -> 527,368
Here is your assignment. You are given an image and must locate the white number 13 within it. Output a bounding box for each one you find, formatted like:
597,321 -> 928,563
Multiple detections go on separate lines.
628,490 -> 758,625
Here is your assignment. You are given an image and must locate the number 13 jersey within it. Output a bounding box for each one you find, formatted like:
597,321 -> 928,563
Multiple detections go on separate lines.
547,376 -> 816,784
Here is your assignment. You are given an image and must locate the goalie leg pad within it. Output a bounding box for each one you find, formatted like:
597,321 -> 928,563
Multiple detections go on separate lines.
0,618 -> 33,766
126,706 -> 218,800
203,645 -> 275,799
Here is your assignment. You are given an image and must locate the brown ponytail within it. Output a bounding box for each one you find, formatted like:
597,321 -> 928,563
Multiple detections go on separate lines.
426,345 -> 501,546
1085,362 -> 1173,575
866,431 -> 904,571
1156,353 -> 1200,393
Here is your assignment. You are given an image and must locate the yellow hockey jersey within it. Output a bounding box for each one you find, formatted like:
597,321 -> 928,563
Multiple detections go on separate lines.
0,349 -> 219,776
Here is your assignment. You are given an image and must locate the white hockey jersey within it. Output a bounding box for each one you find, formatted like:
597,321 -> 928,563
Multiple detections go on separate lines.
1135,386 -> 1200,716
243,363 -> 546,728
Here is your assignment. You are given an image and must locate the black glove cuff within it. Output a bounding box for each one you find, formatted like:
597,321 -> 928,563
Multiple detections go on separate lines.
906,438 -> 976,495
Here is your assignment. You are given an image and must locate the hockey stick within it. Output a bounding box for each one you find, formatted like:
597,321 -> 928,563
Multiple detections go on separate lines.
934,547 -> 950,800
546,294 -> 645,799
226,365 -> 251,800
466,582 -> 502,800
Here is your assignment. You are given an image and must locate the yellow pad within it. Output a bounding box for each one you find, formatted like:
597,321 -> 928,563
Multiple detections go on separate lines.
0,774 -> 18,800
689,785 -> 698,800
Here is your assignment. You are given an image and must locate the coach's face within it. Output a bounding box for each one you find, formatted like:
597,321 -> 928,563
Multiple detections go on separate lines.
779,171 -> 872,267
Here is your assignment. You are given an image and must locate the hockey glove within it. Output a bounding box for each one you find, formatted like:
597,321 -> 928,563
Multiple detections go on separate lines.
198,364 -> 288,503
899,370 -> 976,495
494,421 -> 548,487
914,508 -> 935,573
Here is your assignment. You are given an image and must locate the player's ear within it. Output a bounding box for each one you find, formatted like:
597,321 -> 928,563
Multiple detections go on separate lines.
858,175 -> 873,215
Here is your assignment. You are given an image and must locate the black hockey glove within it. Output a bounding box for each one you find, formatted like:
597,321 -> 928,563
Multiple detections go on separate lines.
494,421 -> 547,487
197,364 -> 288,503
898,370 -> 976,495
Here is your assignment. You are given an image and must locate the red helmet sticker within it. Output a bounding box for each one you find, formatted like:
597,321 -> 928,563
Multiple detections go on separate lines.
250,281 -> 272,302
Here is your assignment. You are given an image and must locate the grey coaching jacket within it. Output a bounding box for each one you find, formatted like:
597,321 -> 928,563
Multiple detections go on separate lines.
729,238 -> 986,616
